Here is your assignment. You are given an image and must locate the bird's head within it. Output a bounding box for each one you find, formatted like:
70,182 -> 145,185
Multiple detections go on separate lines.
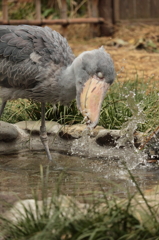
73,47 -> 115,128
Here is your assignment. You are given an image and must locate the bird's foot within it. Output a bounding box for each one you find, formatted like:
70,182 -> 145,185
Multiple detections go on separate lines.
40,126 -> 58,166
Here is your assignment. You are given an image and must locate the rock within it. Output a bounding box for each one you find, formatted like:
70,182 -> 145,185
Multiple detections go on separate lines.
5,195 -> 88,223
134,131 -> 145,148
0,121 -> 19,141
0,192 -> 18,214
135,38 -> 157,52
139,127 -> 159,160
107,38 -> 129,47
0,120 -> 145,160
96,129 -> 120,147
15,121 -> 61,135
59,124 -> 104,140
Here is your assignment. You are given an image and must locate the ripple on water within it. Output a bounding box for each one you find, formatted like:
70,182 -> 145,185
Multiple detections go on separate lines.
0,150 -> 159,213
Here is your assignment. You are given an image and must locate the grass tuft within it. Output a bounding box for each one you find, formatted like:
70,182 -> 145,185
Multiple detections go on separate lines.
1,77 -> 159,134
1,167 -> 159,240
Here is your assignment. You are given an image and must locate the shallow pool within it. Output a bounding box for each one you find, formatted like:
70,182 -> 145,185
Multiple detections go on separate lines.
0,150 -> 159,213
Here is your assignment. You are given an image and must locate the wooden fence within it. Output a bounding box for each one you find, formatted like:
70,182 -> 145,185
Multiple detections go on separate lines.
1,0 -> 106,37
114,0 -> 159,23
1,0 -> 159,37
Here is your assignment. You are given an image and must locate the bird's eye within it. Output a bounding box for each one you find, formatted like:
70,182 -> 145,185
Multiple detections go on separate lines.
97,72 -> 104,79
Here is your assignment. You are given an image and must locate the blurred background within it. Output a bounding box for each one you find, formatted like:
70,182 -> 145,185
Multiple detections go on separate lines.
1,0 -> 159,134
1,0 -> 159,38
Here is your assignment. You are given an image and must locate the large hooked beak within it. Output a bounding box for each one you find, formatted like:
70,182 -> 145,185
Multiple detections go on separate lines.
79,77 -> 110,128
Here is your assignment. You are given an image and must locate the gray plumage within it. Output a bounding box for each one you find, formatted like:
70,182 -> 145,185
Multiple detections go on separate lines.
0,25 -> 75,104
0,25 -> 115,164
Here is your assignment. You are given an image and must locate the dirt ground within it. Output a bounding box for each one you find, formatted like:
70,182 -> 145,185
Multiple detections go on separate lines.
51,24 -> 159,85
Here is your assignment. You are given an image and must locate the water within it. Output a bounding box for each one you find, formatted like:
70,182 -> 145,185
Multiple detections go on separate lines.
0,150 -> 159,214
0,91 -> 159,214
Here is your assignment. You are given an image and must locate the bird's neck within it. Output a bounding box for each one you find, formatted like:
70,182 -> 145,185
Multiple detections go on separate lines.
58,64 -> 76,104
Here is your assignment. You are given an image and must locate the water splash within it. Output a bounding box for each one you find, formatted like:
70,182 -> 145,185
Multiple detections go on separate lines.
71,91 -> 148,171
71,127 -> 92,156
117,92 -> 145,148
116,91 -> 146,169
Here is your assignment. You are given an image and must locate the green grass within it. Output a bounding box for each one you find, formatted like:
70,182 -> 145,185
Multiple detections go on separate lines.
7,0 -> 88,21
1,167 -> 159,240
8,1 -> 35,20
1,78 -> 159,133
100,77 -> 159,132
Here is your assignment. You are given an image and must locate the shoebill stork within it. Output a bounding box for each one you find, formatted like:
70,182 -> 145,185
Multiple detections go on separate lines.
0,25 -> 115,164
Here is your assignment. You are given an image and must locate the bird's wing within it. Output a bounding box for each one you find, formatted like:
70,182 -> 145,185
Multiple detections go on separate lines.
0,25 -> 74,89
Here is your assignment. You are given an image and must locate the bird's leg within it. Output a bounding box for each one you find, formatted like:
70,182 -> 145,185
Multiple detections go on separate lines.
0,101 -> 6,117
40,102 -> 57,165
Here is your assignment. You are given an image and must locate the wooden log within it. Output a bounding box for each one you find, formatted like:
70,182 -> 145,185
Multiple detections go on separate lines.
98,0 -> 114,36
60,0 -> 68,37
88,0 -> 99,37
16,0 -> 33,2
113,0 -> 120,22
116,18 -> 159,24
2,0 -> 8,24
0,18 -> 104,25
35,0 -> 41,21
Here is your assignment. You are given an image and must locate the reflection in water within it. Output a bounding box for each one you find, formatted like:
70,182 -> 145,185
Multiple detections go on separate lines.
0,150 -> 159,213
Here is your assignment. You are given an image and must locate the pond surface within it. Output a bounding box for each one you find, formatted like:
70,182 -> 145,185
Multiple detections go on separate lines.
0,150 -> 159,213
